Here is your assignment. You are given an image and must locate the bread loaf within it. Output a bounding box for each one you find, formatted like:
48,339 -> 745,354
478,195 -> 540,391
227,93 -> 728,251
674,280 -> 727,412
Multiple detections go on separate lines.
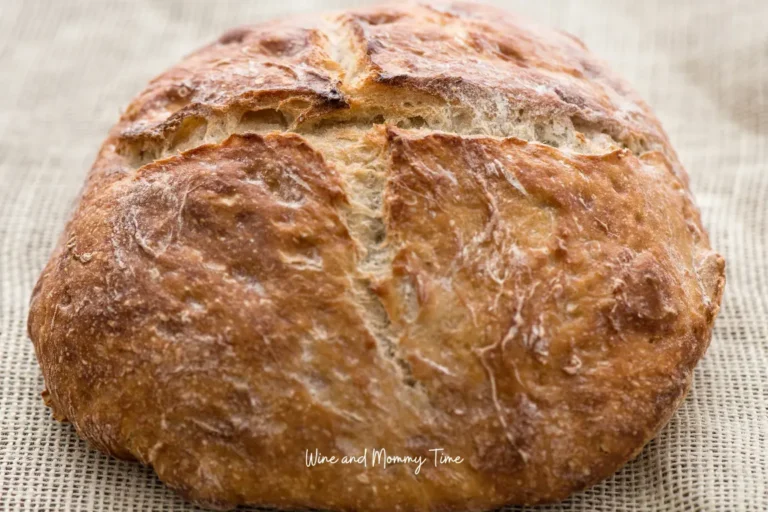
28,2 -> 725,510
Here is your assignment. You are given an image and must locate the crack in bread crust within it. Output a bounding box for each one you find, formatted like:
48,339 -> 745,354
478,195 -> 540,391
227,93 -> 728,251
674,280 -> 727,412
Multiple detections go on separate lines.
28,3 -> 725,512
112,4 -> 673,171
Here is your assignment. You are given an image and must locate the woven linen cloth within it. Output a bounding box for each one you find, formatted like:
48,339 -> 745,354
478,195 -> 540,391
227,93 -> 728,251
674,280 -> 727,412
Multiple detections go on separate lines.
1,0 -> 766,510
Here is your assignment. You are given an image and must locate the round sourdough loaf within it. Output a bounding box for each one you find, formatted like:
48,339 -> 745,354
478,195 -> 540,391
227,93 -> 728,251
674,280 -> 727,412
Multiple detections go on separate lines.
28,2 -> 725,510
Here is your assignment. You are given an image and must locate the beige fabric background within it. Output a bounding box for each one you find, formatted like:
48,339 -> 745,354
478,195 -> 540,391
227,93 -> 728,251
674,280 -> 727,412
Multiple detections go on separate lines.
1,0 -> 766,510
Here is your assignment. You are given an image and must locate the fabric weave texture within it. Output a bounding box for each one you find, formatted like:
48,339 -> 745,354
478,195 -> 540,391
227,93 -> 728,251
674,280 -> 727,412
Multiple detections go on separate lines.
0,0 -> 766,510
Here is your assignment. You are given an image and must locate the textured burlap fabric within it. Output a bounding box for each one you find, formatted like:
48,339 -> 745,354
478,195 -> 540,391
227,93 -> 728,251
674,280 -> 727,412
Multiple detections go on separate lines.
1,0 -> 766,510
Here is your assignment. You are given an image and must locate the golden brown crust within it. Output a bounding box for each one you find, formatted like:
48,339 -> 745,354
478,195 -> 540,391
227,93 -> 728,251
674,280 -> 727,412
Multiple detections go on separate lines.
28,2 -> 725,511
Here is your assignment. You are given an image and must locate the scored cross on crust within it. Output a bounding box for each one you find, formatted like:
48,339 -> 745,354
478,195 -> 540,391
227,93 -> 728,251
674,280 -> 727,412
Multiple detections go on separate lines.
28,3 -> 725,510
